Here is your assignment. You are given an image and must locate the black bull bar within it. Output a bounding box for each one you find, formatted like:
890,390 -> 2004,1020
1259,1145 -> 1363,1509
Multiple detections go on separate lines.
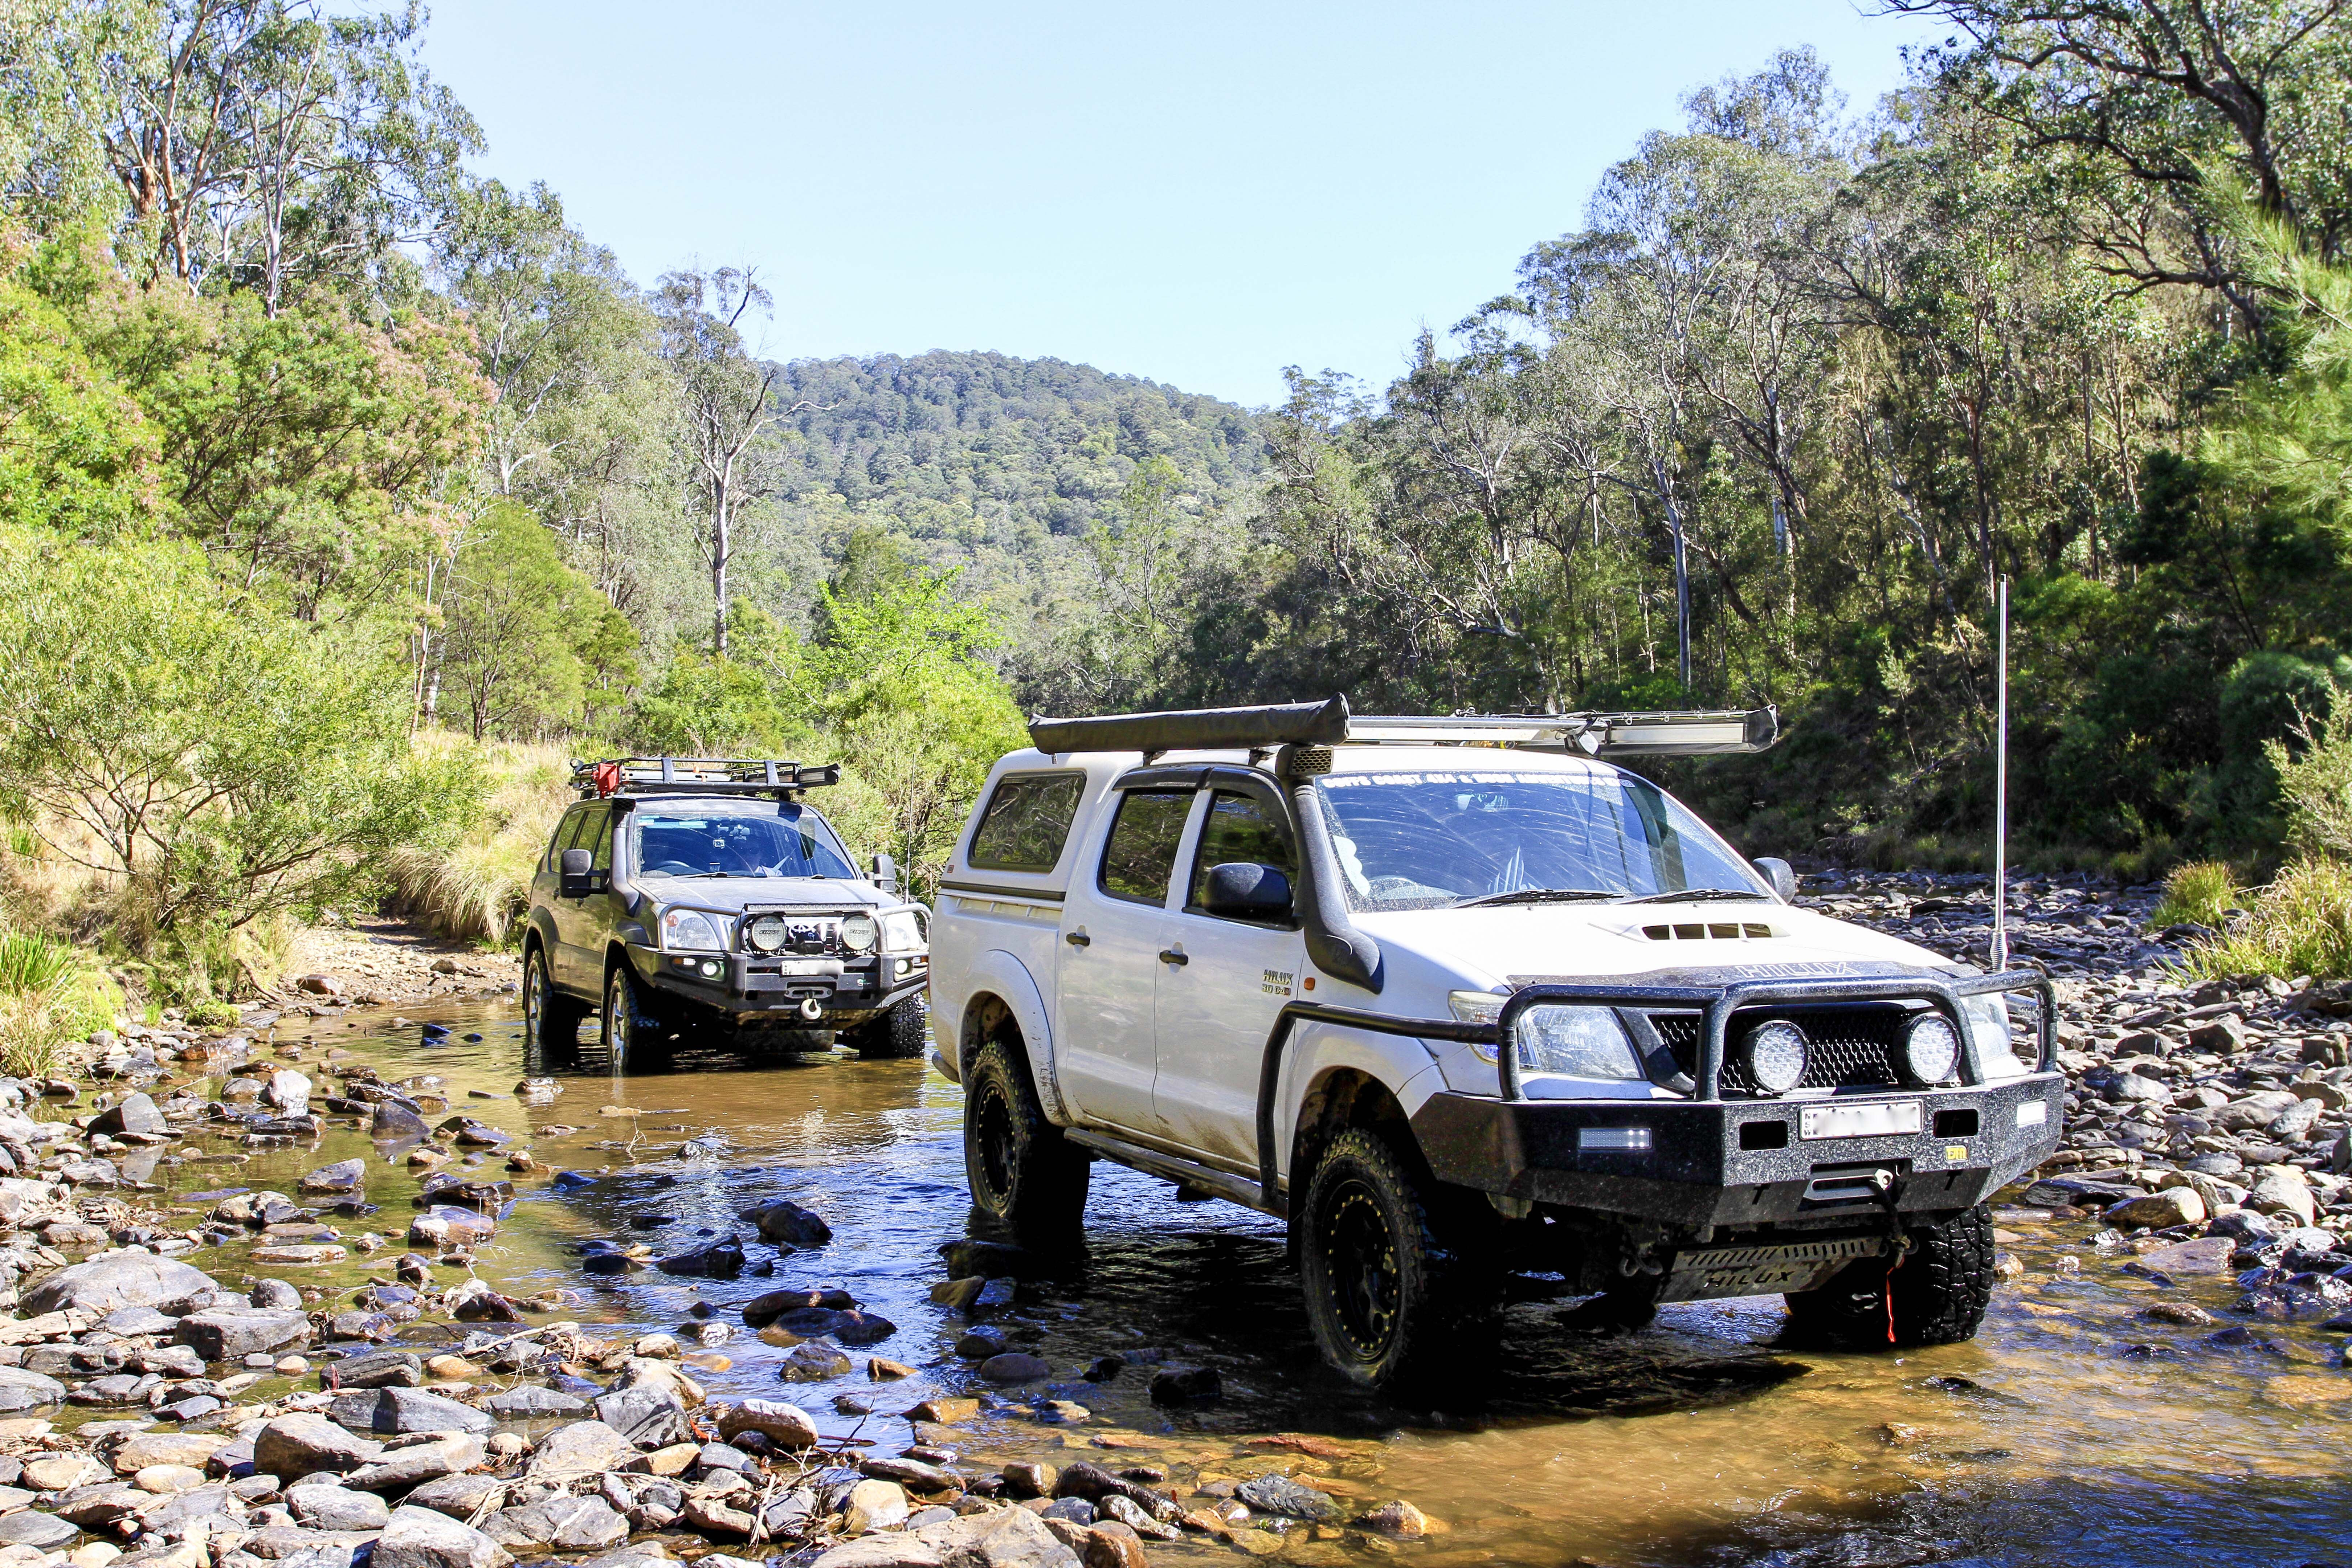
1253,969 -> 2059,1218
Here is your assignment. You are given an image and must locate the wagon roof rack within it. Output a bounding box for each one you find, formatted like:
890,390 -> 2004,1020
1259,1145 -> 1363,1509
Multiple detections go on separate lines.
571,757 -> 842,800
1027,695 -> 1778,761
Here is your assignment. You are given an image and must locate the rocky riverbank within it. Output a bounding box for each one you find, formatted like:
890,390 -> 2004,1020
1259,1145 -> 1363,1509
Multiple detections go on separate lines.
0,873 -> 2339,1568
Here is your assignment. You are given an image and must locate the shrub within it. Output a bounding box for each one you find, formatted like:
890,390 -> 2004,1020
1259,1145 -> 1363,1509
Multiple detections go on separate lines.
385,739 -> 569,944
2150,861 -> 2240,930
0,929 -> 118,1077
2176,858 -> 2352,981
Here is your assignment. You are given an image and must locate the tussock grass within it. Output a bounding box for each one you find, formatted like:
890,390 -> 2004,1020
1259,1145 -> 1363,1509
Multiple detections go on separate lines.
2175,857 -> 2352,981
387,737 -> 570,945
0,929 -> 118,1078
2150,861 -> 2240,931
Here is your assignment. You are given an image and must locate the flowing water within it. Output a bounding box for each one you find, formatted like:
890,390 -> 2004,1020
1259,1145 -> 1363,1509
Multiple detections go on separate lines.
126,999 -> 2352,1568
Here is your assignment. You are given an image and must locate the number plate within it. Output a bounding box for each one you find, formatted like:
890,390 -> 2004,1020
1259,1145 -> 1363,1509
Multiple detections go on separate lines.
775,959 -> 834,976
1800,1100 -> 1923,1140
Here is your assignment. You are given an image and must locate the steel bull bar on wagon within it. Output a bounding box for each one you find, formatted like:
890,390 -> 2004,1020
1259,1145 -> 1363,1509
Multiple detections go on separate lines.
1254,969 -> 2062,1225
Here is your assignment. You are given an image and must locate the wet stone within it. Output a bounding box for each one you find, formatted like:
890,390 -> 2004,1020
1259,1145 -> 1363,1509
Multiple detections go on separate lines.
287,1486 -> 391,1531
781,1340 -> 854,1381
330,1386 -> 494,1436
1235,1474 -> 1339,1522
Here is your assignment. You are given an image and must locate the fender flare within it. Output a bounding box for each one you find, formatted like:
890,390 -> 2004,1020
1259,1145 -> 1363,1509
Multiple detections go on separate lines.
522,911 -> 564,988
1272,1024 -> 1445,1196
959,948 -> 1069,1126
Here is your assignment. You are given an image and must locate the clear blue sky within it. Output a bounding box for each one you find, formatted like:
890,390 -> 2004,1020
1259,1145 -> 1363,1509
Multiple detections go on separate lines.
424,1 -> 1944,409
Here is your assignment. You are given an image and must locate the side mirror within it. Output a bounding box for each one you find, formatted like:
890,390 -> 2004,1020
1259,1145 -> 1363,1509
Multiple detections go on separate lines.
560,848 -> 596,899
869,852 -> 901,897
1201,862 -> 1293,920
1754,857 -> 1798,903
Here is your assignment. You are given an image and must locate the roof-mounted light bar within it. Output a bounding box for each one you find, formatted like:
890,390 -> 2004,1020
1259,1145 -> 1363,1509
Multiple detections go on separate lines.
1027,697 -> 1778,760
571,758 -> 842,799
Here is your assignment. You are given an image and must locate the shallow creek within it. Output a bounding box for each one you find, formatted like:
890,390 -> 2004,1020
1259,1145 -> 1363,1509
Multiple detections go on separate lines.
100,999 -> 2352,1568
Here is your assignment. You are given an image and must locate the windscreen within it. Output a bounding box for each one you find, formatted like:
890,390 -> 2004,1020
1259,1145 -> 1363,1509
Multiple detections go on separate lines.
631,805 -> 857,880
1314,767 -> 1764,911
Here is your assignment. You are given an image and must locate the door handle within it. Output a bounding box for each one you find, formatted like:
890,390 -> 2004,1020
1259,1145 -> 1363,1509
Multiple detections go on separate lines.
1065,930 -> 1091,947
1158,948 -> 1189,966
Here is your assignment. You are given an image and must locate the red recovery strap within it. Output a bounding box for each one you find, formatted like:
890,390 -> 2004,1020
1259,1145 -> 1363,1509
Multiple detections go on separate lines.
591,761 -> 621,799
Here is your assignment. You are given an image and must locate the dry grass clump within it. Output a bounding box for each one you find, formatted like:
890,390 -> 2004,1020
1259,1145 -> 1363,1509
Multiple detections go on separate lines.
387,737 -> 570,945
2176,858 -> 2352,981
0,929 -> 119,1078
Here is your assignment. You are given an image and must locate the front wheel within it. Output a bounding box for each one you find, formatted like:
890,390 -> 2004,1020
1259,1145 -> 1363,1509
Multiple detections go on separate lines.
601,960 -> 669,1067
1298,1129 -> 1486,1391
1784,1205 -> 1996,1347
846,995 -> 930,1059
524,943 -> 588,1053
963,1037 -> 1089,1242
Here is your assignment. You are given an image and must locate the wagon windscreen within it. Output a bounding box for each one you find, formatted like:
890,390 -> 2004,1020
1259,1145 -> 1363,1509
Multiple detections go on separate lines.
1314,768 -> 1766,911
632,806 -> 857,879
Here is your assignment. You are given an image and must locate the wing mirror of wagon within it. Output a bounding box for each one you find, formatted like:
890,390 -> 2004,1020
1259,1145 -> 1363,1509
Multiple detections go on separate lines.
869,852 -> 902,897
559,848 -> 596,899
1754,856 -> 1798,903
1202,862 -> 1293,920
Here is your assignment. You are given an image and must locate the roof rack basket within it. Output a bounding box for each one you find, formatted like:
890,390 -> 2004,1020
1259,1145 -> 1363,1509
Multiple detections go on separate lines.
571,757 -> 842,800
1028,695 -> 1777,760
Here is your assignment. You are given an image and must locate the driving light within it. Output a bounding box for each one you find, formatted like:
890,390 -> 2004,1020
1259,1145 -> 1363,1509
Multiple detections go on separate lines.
746,914 -> 789,953
1738,1020 -> 1810,1095
660,908 -> 728,952
879,910 -> 926,952
1579,1126 -> 1651,1152
1900,1013 -> 1961,1086
838,913 -> 878,953
2016,1100 -> 2047,1128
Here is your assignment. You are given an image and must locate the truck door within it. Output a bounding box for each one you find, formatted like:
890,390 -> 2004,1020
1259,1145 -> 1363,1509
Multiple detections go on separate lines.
552,804 -> 612,991
1152,787 -> 1305,1167
1054,787 -> 1196,1137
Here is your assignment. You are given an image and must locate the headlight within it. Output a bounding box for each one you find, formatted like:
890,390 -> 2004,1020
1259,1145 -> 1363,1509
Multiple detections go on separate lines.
746,914 -> 789,953
1899,1013 -> 1961,1086
1465,1001 -> 1643,1082
879,910 -> 926,953
660,908 -> 728,952
1449,989 -> 1504,1025
1964,992 -> 2028,1077
838,912 -> 878,954
1737,1020 -> 1809,1095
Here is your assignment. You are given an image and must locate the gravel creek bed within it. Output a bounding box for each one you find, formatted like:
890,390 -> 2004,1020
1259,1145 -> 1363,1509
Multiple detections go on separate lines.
0,871 -> 2343,1568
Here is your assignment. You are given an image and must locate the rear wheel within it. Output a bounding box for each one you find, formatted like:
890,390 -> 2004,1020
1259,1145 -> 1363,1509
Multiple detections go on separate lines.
1299,1128 -> 1492,1391
846,995 -> 930,1059
523,943 -> 587,1052
601,959 -> 669,1067
963,1037 -> 1089,1241
1784,1205 -> 1996,1347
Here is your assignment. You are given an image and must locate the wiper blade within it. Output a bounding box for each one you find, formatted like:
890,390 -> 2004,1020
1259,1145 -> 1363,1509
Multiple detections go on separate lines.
1458,888 -> 1621,908
1615,887 -> 1771,905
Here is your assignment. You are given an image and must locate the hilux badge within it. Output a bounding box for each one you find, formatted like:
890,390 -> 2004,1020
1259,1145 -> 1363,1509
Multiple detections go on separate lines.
1261,969 -> 1294,997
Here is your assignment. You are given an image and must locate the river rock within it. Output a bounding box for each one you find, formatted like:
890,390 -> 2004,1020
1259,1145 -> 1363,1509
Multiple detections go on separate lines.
979,1353 -> 1049,1384
1356,1500 -> 1431,1538
373,1102 -> 431,1140
0,1511 -> 78,1548
21,1255 -> 225,1317
298,1160 -> 366,1195
346,1433 -> 486,1493
375,1504 -> 512,1568
288,1485 -> 391,1531
781,1340 -> 854,1382
404,1473 -> 506,1519
593,1387 -> 689,1448
2248,1169 -> 2319,1225
842,1478 -> 909,1534
90,1093 -> 165,1138
747,1201 -> 832,1247
265,1070 -> 313,1112
330,1386 -> 493,1436
2104,1187 -> 2205,1228
0,1367 -> 64,1412
252,1414 -> 384,1476
112,1432 -> 229,1475
654,1237 -> 743,1279
714,1400 -> 819,1449
485,1496 -> 628,1552
1148,1365 -> 1220,1405
483,1384 -> 586,1417
1236,1474 -> 1338,1522
2136,1235 -> 2237,1275
526,1421 -> 636,1482
176,1308 -> 310,1361
330,1349 -> 424,1389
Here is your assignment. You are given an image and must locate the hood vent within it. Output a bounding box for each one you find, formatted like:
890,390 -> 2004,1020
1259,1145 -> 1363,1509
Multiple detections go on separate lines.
1642,921 -> 1779,942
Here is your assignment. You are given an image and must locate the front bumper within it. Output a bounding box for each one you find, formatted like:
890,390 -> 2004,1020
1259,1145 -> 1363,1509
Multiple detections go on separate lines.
630,944 -> 927,1020
1412,1073 -> 2063,1229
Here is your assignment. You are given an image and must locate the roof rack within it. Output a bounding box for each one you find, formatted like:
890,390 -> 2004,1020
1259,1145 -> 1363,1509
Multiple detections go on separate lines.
571,757 -> 842,800
1027,696 -> 1778,760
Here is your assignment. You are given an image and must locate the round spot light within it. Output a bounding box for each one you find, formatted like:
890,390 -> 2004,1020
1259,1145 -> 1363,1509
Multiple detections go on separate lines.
1738,1020 -> 1810,1095
747,914 -> 789,953
838,913 -> 878,953
1901,1013 -> 1961,1086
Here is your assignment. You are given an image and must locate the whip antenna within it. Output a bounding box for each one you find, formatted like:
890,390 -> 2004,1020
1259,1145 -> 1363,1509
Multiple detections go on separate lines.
1992,575 -> 2009,971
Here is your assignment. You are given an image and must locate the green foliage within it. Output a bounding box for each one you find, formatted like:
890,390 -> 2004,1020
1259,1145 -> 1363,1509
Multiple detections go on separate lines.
2150,861 -> 2239,931
0,243 -> 160,535
386,739 -> 569,944
0,527 -> 478,943
435,505 -> 632,741
0,928 -> 117,1077
2175,857 -> 2352,981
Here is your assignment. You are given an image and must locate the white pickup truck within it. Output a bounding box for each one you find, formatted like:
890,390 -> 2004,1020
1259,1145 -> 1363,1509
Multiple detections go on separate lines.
927,697 -> 2061,1389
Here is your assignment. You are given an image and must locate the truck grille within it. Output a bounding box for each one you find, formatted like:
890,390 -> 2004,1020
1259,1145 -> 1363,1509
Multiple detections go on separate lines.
1651,1006 -> 1907,1094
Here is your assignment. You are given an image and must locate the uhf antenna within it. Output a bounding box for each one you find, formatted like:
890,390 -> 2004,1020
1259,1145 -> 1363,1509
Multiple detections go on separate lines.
1992,575 -> 2009,971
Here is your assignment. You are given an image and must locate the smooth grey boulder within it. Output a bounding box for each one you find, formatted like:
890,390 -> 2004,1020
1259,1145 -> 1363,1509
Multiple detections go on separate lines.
482,1496 -> 628,1553
328,1349 -> 424,1389
523,1420 -> 635,1482
177,1308 -> 310,1361
266,1070 -> 313,1112
0,1367 -> 65,1412
481,1384 -> 584,1417
345,1433 -> 485,1493
404,1473 -> 506,1520
298,1159 -> 366,1194
329,1386 -> 493,1436
372,1102 -> 430,1140
20,1254 -> 226,1317
373,1504 -> 513,1568
592,1386 -> 689,1449
0,1511 -> 77,1548
251,1413 -> 383,1476
90,1092 -> 165,1137
287,1485 -> 390,1531
808,1504 -> 1078,1568
747,1200 -> 831,1247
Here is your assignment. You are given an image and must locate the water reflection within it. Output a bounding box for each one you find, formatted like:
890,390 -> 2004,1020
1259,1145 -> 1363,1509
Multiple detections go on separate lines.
119,1000 -> 2352,1567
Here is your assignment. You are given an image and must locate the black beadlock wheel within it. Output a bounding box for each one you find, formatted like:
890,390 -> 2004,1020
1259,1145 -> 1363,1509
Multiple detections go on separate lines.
1784,1204 -> 1997,1347
523,943 -> 587,1051
848,995 -> 931,1059
1298,1128 -> 1490,1391
963,1037 -> 1089,1241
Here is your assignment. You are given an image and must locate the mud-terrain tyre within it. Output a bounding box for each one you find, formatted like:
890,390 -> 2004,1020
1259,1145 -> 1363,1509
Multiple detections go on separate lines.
1784,1204 -> 1997,1347
523,943 -> 588,1050
847,995 -> 930,1059
1299,1128 -> 1493,1391
963,1038 -> 1089,1241
601,959 -> 671,1068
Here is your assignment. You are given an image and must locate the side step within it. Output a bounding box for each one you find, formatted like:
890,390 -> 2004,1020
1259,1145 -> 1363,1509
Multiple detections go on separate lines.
1063,1129 -> 1282,1217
